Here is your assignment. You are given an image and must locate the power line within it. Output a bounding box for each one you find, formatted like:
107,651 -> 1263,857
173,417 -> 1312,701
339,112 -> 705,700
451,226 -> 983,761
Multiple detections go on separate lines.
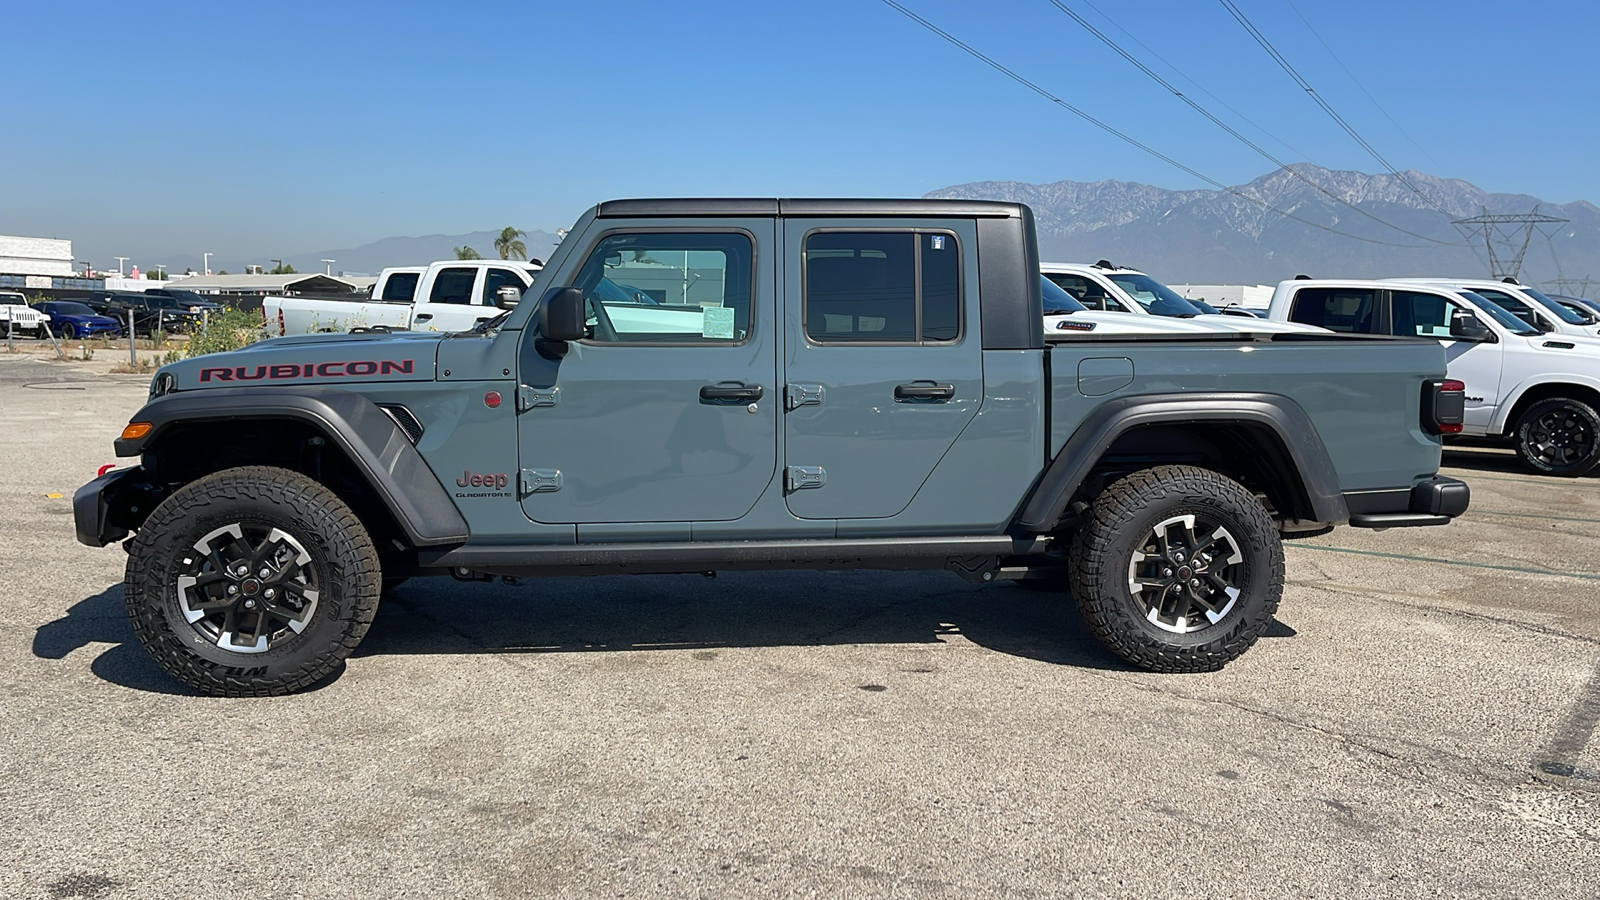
1216,0 -> 1454,219
1076,0 -> 1314,162
1042,0 -> 1461,247
1283,0 -> 1444,172
877,0 -> 1445,249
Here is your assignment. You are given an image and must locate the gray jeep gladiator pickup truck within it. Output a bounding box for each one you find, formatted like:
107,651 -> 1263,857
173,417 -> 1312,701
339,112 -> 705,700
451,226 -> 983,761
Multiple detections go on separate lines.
75,198 -> 1469,696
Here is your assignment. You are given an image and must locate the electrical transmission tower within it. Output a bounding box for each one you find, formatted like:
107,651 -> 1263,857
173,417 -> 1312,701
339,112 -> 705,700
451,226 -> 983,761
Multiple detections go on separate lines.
1451,205 -> 1569,282
1547,277 -> 1596,299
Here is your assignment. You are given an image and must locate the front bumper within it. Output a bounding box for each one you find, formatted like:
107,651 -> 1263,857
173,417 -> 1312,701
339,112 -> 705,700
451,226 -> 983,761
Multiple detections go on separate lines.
73,467 -> 163,547
1345,475 -> 1470,528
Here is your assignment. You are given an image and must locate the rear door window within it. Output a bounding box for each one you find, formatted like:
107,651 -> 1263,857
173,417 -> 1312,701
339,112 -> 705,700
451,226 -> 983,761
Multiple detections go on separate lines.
1287,288 -> 1378,333
803,231 -> 961,343
429,268 -> 478,305
381,272 -> 420,301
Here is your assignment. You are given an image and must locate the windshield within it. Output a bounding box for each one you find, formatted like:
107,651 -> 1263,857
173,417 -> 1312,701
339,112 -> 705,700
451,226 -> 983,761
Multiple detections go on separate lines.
0,294 -> 24,306
1521,287 -> 1589,324
1459,291 -> 1540,336
51,302 -> 96,315
1104,273 -> 1207,317
1040,276 -> 1087,313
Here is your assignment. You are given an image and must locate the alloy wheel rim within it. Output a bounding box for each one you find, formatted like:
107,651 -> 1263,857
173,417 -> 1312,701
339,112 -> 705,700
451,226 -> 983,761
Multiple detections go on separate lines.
175,523 -> 320,654
1127,513 -> 1246,634
1527,408 -> 1596,468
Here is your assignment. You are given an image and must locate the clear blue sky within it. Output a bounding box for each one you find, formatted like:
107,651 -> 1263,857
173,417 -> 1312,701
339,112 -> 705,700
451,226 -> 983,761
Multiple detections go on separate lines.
5,0 -> 1597,266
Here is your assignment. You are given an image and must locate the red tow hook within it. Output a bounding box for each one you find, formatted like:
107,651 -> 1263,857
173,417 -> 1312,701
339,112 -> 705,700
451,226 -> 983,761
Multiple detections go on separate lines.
97,464 -> 117,477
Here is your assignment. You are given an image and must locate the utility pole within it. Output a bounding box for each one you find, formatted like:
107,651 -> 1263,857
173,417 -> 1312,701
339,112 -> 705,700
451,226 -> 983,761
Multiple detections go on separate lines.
1451,205 -> 1569,282
155,264 -> 166,280
114,257 -> 129,277
203,252 -> 212,276
271,259 -> 283,274
321,259 -> 335,275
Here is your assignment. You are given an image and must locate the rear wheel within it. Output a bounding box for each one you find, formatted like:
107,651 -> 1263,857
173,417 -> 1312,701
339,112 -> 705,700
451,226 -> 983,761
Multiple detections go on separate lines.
1069,465 -> 1283,672
124,466 -> 382,696
1514,398 -> 1600,477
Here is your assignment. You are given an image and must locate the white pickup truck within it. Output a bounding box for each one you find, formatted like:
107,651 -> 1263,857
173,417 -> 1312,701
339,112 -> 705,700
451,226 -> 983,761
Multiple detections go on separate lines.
264,260 -> 541,335
1268,277 -> 1600,476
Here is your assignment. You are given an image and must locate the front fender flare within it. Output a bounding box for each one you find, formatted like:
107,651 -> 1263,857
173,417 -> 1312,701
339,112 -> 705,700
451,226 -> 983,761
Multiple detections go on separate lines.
1014,392 -> 1349,532
115,386 -> 468,546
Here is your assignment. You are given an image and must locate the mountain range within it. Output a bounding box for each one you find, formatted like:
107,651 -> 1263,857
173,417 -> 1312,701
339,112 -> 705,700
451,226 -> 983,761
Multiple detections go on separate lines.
925,165 -> 1599,291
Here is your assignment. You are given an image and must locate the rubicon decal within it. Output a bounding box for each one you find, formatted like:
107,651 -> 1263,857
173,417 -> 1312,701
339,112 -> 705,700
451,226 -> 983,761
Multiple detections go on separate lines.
455,470 -> 511,499
198,360 -> 415,383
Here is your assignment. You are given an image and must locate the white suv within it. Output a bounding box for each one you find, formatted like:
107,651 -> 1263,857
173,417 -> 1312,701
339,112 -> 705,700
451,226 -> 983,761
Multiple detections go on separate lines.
1268,278 -> 1600,476
0,292 -> 51,338
1042,262 -> 1325,334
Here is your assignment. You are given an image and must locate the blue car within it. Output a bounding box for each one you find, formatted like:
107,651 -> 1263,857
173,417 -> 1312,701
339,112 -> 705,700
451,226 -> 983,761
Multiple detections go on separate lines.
34,301 -> 124,339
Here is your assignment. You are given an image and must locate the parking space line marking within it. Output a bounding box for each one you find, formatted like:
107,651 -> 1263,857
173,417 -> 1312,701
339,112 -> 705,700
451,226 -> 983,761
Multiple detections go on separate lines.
1288,543 -> 1600,581
1468,509 -> 1600,525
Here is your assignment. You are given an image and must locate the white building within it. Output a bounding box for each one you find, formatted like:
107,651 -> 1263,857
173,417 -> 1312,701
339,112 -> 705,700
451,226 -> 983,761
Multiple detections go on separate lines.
1169,283 -> 1275,310
0,235 -> 74,278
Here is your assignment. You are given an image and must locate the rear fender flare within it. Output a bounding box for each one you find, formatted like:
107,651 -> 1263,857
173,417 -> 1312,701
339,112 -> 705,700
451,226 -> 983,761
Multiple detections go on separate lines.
1014,392 -> 1349,532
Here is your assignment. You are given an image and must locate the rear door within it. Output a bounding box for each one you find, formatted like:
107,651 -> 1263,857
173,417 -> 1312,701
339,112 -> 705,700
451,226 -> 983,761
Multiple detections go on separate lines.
410,266 -> 483,332
780,219 -> 982,519
1285,287 -> 1383,333
517,221 -> 777,525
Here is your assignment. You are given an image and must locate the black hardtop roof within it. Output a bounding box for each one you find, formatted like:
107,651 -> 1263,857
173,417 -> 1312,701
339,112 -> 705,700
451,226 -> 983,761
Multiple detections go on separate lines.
595,198 -> 1028,219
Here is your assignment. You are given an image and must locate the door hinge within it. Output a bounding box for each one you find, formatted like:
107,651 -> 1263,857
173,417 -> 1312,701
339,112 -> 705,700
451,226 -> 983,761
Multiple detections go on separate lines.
517,385 -> 560,411
519,468 -> 563,497
784,383 -> 824,411
784,465 -> 826,492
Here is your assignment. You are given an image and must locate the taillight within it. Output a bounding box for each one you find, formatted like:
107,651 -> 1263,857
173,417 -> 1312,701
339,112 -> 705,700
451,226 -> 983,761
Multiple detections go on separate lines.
1423,379 -> 1466,435
277,307 -> 286,337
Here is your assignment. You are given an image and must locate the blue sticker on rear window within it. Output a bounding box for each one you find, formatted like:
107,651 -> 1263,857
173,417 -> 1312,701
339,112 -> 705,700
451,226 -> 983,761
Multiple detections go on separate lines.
930,236 -> 945,250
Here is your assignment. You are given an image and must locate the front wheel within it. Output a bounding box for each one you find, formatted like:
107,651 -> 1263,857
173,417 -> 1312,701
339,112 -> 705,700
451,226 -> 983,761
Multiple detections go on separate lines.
1069,465 -> 1284,672
61,323 -> 77,340
1514,398 -> 1600,477
124,466 -> 382,696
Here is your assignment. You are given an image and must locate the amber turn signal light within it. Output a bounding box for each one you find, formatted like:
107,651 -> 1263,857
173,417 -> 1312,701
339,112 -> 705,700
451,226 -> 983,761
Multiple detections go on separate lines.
120,422 -> 153,440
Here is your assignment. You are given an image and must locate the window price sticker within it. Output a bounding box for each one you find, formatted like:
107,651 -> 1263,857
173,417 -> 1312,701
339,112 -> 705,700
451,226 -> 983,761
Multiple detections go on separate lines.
701,305 -> 736,339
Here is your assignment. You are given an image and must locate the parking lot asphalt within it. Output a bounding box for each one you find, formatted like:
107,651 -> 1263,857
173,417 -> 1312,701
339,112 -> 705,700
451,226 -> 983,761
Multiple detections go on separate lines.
3,352 -> 1598,899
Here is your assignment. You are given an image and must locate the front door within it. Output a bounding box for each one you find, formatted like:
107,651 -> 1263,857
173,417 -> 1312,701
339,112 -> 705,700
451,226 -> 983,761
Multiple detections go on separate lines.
781,220 -> 983,519
1390,289 -> 1503,432
517,222 -> 777,523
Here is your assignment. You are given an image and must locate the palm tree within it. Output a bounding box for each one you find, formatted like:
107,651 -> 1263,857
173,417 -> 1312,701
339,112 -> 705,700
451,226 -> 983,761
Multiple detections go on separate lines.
494,227 -> 528,261
453,246 -> 482,260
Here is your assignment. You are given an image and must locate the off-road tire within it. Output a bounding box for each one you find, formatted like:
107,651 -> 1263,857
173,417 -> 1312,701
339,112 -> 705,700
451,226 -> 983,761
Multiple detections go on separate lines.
124,466 -> 382,696
1068,465 -> 1284,672
1514,398 -> 1600,477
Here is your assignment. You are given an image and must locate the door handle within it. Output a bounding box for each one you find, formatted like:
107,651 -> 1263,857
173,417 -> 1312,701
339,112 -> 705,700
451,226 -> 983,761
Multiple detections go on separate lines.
894,381 -> 955,402
700,382 -> 764,403
414,313 -> 433,322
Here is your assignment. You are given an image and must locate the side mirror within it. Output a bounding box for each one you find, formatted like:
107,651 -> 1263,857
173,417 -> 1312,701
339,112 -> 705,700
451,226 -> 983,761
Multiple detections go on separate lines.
494,284 -> 523,309
536,285 -> 587,358
1449,312 -> 1491,342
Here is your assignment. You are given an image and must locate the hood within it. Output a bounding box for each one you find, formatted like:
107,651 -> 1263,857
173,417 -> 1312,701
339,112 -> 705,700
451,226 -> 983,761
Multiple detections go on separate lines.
1046,312 -> 1218,335
153,329 -> 443,393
